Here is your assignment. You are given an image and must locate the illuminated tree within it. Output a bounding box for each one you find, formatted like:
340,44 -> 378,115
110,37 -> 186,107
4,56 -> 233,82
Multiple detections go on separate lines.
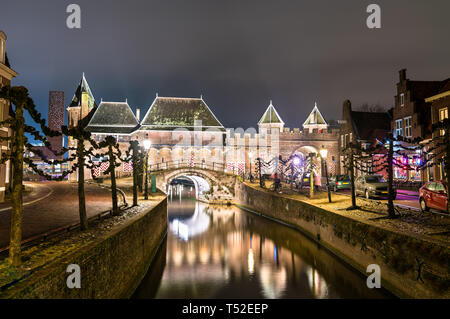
97,136 -> 123,215
0,86 -> 73,265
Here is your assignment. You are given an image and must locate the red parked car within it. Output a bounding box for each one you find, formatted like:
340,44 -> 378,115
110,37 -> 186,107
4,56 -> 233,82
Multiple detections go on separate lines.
419,181 -> 448,213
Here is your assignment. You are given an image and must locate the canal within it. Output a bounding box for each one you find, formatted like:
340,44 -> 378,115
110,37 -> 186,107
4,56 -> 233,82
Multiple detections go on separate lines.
133,183 -> 393,299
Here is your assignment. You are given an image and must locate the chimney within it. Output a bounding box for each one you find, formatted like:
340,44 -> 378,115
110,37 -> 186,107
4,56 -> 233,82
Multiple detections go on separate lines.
399,69 -> 407,82
136,108 -> 140,121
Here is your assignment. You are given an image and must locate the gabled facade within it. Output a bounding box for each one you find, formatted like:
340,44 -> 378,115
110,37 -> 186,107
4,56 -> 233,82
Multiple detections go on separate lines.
0,30 -> 18,202
339,100 -> 391,178
392,69 -> 448,182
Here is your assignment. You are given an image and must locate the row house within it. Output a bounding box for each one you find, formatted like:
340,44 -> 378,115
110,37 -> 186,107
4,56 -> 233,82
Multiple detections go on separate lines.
0,30 -> 18,202
339,100 -> 391,178
426,79 -> 450,181
391,69 -> 445,182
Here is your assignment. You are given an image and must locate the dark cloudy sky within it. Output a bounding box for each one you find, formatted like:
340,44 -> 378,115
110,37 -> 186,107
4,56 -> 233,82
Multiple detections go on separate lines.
1,0 -> 449,129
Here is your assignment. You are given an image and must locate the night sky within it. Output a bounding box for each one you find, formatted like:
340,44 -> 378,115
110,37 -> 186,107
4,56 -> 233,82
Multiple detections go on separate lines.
1,0 -> 449,130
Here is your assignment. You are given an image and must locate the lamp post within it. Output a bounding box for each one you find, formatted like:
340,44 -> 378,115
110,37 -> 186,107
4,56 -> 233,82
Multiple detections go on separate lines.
143,139 -> 151,200
309,153 -> 315,198
292,156 -> 300,189
320,148 -> 332,203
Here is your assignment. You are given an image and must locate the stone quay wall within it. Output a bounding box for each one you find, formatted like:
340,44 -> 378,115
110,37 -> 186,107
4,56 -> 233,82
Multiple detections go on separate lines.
234,182 -> 449,299
1,198 -> 167,299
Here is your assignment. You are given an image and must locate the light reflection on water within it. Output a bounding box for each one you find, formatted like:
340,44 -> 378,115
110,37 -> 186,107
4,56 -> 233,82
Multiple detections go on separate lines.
133,185 -> 392,299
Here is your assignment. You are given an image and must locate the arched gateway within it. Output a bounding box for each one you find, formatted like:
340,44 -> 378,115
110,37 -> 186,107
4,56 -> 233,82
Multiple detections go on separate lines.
154,167 -> 237,204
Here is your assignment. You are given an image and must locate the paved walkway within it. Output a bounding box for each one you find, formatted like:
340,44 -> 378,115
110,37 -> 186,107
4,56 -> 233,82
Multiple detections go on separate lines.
338,189 -> 420,210
0,181 -> 114,248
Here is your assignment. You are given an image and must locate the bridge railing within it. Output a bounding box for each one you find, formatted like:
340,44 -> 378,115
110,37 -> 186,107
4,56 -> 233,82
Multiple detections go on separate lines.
147,160 -> 228,173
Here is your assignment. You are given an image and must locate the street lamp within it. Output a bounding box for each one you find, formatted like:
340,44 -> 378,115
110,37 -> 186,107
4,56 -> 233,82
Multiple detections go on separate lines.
291,155 -> 301,189
143,139 -> 151,200
320,148 -> 332,203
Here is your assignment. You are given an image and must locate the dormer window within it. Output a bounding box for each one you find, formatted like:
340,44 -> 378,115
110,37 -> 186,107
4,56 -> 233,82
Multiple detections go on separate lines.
400,93 -> 405,106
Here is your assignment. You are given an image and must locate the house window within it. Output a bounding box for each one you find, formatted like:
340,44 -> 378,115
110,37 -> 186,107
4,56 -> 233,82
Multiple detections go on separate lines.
404,116 -> 412,138
349,133 -> 353,142
395,119 -> 403,137
400,93 -> 405,106
439,107 -> 448,136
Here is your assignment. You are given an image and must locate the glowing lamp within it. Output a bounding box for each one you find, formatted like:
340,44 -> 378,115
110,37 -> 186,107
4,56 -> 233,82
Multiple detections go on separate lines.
402,156 -> 408,165
143,139 -> 151,150
293,156 -> 301,166
319,148 -> 328,159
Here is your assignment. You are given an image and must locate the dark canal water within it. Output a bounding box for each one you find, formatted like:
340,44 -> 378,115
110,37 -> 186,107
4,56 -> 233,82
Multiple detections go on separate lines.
133,184 -> 393,299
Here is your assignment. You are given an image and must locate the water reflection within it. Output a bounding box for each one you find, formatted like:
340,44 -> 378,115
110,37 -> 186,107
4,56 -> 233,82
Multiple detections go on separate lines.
133,184 -> 393,299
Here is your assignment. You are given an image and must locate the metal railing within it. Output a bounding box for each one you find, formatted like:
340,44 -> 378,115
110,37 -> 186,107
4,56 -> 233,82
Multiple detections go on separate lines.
146,160 -> 228,174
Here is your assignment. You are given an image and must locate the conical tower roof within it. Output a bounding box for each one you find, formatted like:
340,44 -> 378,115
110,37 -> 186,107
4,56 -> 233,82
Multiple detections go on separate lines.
303,102 -> 327,128
69,73 -> 96,108
258,100 -> 284,125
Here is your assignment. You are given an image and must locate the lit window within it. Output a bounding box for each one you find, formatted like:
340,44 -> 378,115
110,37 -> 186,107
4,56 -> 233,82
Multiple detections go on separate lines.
439,108 -> 448,136
400,93 -> 405,106
395,119 -> 403,137
404,117 -> 412,138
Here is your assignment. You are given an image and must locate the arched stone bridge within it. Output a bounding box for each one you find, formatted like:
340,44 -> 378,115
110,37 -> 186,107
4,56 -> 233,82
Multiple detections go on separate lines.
152,164 -> 238,204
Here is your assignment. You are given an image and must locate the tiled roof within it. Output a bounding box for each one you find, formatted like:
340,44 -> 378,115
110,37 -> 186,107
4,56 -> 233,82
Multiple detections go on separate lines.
69,73 -> 96,108
86,125 -> 138,134
351,111 -> 391,141
408,80 -> 442,101
438,78 -> 450,93
140,97 -> 225,131
87,101 -> 139,134
258,101 -> 284,124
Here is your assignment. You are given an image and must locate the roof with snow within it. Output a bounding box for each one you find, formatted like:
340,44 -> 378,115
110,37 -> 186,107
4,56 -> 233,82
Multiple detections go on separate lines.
69,73 -> 96,109
140,96 -> 225,131
87,101 -> 139,134
258,101 -> 284,125
303,103 -> 328,127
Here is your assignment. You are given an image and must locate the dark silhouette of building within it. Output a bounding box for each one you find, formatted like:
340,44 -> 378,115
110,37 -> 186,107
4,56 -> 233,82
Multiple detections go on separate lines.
0,30 -> 18,202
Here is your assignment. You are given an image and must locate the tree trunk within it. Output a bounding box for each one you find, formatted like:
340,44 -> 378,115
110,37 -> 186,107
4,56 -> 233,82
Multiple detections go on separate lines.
387,138 -> 396,218
109,146 -> 119,215
9,103 -> 24,266
77,140 -> 88,230
131,143 -> 138,207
